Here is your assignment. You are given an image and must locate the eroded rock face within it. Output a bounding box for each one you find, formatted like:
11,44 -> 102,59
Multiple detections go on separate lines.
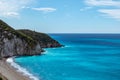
0,20 -> 62,58
0,37 -> 41,57
0,20 -> 41,58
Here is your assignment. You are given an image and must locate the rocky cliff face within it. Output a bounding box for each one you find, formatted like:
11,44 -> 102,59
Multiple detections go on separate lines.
0,20 -> 42,58
0,20 -> 61,58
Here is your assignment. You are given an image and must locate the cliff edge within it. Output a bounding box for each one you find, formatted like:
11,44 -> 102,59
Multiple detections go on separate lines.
18,29 -> 62,48
0,20 -> 62,58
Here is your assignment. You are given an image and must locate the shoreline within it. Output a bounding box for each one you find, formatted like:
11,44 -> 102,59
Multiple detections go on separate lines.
0,58 -> 36,80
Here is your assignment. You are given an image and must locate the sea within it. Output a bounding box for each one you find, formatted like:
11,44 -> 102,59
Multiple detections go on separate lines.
7,34 -> 120,80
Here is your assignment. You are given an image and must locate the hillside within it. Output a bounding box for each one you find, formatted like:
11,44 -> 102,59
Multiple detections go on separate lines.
18,29 -> 62,48
0,20 -> 61,58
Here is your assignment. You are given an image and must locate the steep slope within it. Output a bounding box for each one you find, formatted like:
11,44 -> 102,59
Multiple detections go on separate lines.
17,29 -> 62,48
0,20 -> 62,59
0,20 -> 42,58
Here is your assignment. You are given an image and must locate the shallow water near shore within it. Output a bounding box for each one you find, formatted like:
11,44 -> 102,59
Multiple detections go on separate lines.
6,58 -> 39,80
15,34 -> 120,80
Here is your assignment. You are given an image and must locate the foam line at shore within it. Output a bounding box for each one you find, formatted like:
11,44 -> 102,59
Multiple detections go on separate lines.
6,57 -> 39,80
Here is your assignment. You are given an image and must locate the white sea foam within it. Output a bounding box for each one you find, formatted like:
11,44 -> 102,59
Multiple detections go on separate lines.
62,45 -> 71,48
42,50 -> 48,54
6,57 -> 39,80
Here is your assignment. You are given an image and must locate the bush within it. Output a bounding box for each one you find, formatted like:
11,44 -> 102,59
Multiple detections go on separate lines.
0,77 -> 3,80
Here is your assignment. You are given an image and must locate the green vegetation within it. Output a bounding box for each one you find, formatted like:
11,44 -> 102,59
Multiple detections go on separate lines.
0,19 -> 61,49
0,20 -> 14,31
0,20 -> 37,47
18,29 -> 62,48
0,77 -> 2,80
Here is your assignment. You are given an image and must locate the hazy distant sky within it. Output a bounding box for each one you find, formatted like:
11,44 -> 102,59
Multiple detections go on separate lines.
0,0 -> 120,33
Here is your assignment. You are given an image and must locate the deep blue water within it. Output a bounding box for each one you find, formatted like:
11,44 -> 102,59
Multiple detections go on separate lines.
15,34 -> 120,80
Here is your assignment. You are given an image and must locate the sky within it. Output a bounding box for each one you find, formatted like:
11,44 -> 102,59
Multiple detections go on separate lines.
0,0 -> 120,33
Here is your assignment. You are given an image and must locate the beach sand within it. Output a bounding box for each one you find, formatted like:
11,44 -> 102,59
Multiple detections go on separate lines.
0,60 -> 30,80
0,73 -> 8,80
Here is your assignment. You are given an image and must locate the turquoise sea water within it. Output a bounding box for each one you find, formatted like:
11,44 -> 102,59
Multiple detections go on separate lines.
15,34 -> 120,80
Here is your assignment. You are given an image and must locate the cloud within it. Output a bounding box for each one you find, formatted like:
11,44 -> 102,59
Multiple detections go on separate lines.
84,0 -> 120,20
98,9 -> 120,19
0,0 -> 33,18
80,7 -> 92,11
85,0 -> 120,7
4,12 -> 19,18
32,7 -> 56,13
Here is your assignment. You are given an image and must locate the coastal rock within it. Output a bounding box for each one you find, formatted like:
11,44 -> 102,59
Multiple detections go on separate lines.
0,20 -> 61,58
0,20 -> 41,58
18,30 -> 62,48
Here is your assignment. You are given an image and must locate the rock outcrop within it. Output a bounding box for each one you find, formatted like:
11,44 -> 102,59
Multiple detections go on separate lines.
17,30 -> 62,48
0,20 -> 61,58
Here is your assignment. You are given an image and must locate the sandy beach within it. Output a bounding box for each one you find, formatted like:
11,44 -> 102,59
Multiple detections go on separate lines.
0,59 -> 30,80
